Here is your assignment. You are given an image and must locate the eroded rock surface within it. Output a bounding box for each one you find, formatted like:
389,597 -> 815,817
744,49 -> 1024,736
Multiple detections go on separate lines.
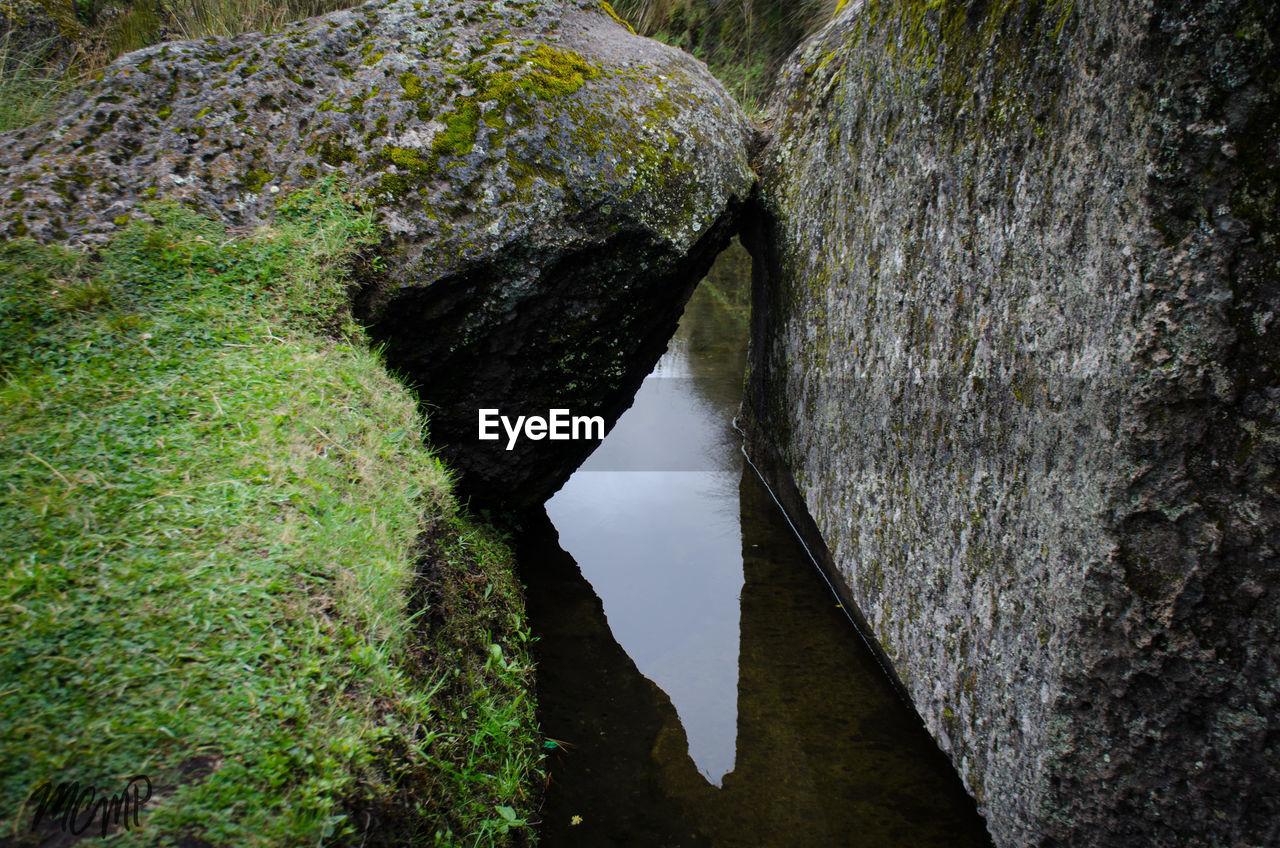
745,0 -> 1279,845
0,0 -> 754,506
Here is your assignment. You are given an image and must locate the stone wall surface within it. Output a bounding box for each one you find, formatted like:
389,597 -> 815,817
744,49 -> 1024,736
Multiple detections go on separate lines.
0,0 -> 754,507
745,0 -> 1279,844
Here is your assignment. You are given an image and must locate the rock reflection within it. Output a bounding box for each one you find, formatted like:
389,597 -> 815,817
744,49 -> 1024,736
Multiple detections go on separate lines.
519,240 -> 991,846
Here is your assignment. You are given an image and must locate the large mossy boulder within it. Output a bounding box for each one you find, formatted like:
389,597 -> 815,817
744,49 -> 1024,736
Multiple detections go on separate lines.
0,0 -> 754,507
745,0 -> 1278,845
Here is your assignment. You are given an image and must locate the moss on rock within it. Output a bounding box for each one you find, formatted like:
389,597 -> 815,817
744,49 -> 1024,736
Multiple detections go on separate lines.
748,0 -> 1280,844
0,0 -> 754,509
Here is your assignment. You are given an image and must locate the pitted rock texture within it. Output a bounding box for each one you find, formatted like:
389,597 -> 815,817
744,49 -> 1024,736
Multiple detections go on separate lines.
744,0 -> 1279,845
0,0 -> 754,507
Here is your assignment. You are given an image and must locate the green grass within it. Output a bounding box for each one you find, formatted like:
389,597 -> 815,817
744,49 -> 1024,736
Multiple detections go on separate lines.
0,179 -> 541,846
160,0 -> 357,41
0,0 -> 360,131
610,0 -> 841,115
0,31 -> 78,131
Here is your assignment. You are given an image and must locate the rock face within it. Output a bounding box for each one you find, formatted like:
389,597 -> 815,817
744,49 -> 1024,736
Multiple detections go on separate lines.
0,0 -> 754,507
744,0 -> 1279,845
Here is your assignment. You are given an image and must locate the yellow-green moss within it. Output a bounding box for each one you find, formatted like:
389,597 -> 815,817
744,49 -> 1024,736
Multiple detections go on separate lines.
600,1 -> 636,34
412,42 -> 601,171
399,70 -> 425,100
382,144 -> 434,175
431,101 -> 483,158
312,137 -> 358,166
522,43 -> 600,98
241,168 -> 273,192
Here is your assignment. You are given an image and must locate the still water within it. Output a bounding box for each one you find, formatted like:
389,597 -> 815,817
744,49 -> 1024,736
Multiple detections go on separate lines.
517,241 -> 992,847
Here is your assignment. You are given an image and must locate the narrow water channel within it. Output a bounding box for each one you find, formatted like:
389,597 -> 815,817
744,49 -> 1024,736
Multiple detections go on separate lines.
516,242 -> 993,847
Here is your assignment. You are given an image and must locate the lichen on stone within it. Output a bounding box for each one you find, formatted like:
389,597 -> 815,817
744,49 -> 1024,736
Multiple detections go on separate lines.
747,0 -> 1280,844
0,0 -> 754,508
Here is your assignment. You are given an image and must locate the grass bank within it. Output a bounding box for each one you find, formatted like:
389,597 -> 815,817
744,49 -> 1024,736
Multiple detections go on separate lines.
0,179 -> 540,846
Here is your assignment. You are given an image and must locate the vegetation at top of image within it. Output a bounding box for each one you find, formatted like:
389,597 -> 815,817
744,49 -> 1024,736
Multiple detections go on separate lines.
0,0 -> 360,130
0,29 -> 74,130
0,179 -> 541,845
0,0 -> 839,131
609,0 -> 842,113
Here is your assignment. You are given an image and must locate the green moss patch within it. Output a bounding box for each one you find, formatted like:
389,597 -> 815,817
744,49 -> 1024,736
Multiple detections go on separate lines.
600,1 -> 637,34
522,43 -> 600,98
395,41 -> 601,179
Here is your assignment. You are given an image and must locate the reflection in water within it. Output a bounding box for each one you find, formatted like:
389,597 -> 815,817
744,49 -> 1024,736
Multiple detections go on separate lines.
548,242 -> 753,784
520,241 -> 992,846
546,469 -> 743,783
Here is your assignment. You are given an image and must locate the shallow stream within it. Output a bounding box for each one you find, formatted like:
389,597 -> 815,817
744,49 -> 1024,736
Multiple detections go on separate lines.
517,242 -> 993,847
